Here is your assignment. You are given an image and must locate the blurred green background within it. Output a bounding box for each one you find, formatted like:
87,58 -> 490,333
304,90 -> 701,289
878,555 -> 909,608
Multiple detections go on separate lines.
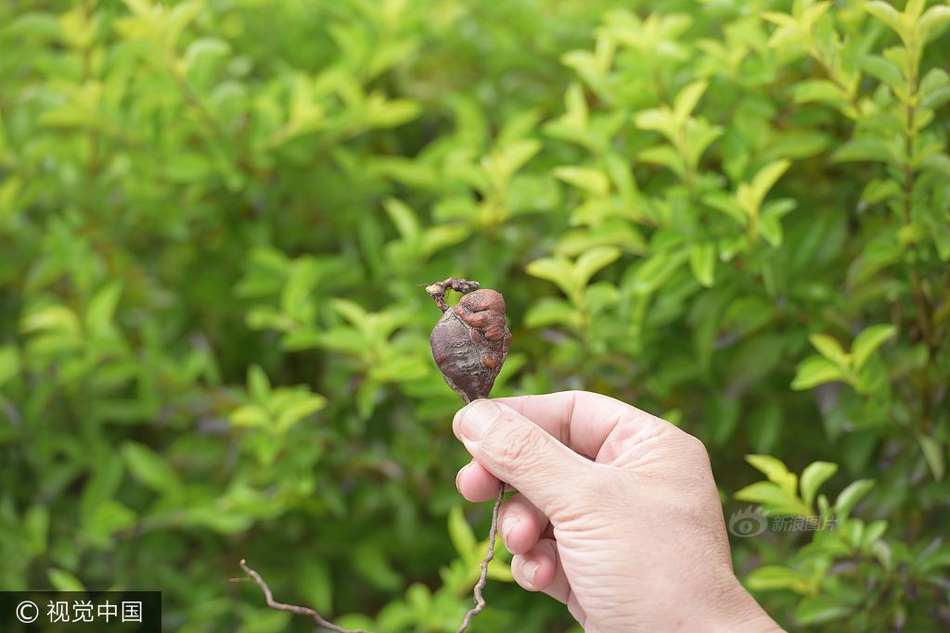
1,0 -> 948,631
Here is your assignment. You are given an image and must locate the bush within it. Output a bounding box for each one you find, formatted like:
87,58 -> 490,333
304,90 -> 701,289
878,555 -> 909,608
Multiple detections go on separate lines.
0,0 -> 948,631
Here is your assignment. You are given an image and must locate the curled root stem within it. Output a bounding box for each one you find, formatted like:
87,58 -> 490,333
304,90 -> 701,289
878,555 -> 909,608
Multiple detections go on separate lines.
426,277 -> 480,312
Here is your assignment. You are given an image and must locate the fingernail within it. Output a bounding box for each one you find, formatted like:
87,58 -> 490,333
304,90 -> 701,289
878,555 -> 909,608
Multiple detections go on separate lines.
502,516 -> 519,544
455,464 -> 469,492
523,559 -> 539,587
459,400 -> 500,441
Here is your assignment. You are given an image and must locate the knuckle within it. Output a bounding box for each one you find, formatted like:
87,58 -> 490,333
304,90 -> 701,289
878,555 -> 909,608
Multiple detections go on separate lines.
494,426 -> 544,471
691,436 -> 712,465
688,432 -> 707,452
679,430 -> 709,461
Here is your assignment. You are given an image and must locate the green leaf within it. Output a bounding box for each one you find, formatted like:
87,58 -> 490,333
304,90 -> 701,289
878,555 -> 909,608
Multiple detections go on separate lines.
297,561 -> 333,615
863,519 -> 888,546
832,138 -> 899,165
248,365 -> 271,402
629,250 -> 688,296
704,191 -> 746,226
484,139 -> 541,186
634,108 -> 676,139
448,506 -> 478,564
275,393 -> 327,433
83,500 -> 137,544
918,6 -> 950,43
229,404 -> 269,428
852,324 -> 896,370
860,55 -> 904,91
4,12 -> 62,41
917,435 -> 945,482
165,153 -> 214,183
764,11 -> 810,48
85,282 -> 123,338
747,159 -> 791,214
604,151 -> 637,200
121,442 -> 182,495
745,454 -> 798,497
835,479 -> 875,519
177,506 -> 251,535
80,455 -> 124,521
672,79 -> 708,125
0,345 -> 20,389
383,198 -> 420,243
863,2 -> 902,36
332,299 -> 371,331
638,144 -> 686,177
351,541 -> 402,591
905,0 -> 925,20
688,243 -> 716,287
21,305 -> 82,336
49,568 -> 86,592
525,298 -> 581,329
792,356 -> 844,390
24,505 -> 49,556
486,553 -> 515,582
920,69 -> 950,110
734,482 -> 809,515
553,166 -> 610,197
794,79 -> 847,105
367,98 -> 420,129
574,246 -> 621,288
808,334 -> 849,368
800,461 -> 838,510
184,37 -> 231,74
563,82 -> 589,130
795,595 -> 853,625
760,199 -> 796,247
746,565 -> 812,593
526,256 -> 575,299
683,120 -> 723,170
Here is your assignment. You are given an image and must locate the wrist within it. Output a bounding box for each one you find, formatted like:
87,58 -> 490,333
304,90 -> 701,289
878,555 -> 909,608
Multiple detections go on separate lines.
630,572 -> 781,633
703,575 -> 784,632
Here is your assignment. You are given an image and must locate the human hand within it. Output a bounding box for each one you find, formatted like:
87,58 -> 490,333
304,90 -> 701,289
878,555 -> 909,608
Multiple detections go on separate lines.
453,391 -> 783,633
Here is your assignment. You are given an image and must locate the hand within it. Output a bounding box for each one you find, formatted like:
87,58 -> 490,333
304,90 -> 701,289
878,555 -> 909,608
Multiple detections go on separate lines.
453,391 -> 783,633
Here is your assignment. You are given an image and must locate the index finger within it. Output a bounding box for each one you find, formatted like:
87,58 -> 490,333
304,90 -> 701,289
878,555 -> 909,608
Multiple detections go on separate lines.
492,390 -> 670,461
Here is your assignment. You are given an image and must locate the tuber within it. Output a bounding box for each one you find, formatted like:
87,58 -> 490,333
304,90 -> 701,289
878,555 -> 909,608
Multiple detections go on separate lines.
426,277 -> 512,403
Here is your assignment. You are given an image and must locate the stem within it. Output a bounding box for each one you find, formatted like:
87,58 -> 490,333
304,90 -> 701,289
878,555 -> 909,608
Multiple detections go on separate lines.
899,44 -> 937,432
239,560 -> 369,633
457,482 -> 506,633
426,277 -> 480,312
81,0 -> 99,182
168,54 -> 230,145
239,484 -> 507,633
903,98 -> 935,358
808,45 -> 860,118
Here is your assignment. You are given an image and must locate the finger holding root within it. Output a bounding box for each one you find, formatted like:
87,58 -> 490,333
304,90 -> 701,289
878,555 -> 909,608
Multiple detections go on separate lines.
512,538 -> 559,592
456,460 -> 507,502
498,493 -> 548,555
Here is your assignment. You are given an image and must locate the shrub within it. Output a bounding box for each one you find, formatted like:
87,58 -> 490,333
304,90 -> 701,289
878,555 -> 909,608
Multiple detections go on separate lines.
0,0 -> 947,631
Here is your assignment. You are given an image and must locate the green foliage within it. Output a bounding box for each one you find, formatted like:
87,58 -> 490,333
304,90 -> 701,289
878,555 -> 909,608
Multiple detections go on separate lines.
739,454 -> 947,629
0,0 -> 947,631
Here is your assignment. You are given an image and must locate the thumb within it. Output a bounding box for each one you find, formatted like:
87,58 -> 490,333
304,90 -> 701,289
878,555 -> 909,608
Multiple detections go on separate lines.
453,399 -> 593,520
